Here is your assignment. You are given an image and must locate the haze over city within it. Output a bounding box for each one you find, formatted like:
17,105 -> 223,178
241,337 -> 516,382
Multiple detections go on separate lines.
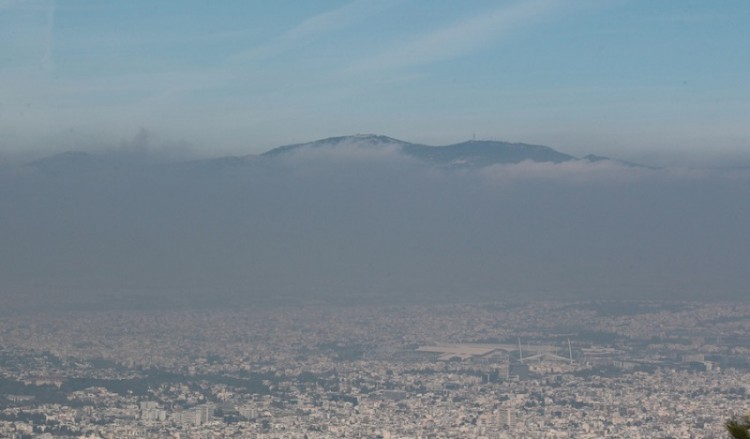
2,132 -> 749,312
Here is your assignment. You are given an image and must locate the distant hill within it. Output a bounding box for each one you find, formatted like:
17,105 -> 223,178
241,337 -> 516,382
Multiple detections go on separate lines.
262,134 -> 410,157
263,134 -> 578,167
583,154 -> 657,169
24,151 -> 120,175
404,140 -> 575,167
17,133 -> 647,175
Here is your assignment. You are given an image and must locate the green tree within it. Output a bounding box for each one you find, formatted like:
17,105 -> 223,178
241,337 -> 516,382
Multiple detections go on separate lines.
726,416 -> 750,439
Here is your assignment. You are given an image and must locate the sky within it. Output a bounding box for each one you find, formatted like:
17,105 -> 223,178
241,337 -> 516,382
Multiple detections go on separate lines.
1,0 -> 749,165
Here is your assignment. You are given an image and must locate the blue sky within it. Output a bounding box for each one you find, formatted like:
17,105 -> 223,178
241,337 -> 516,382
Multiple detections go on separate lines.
1,0 -> 748,165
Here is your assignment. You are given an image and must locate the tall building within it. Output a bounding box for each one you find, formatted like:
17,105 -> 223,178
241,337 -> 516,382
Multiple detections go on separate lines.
497,408 -> 514,427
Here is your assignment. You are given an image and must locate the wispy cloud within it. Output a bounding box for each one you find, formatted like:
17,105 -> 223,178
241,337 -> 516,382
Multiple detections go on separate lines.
237,0 -> 398,60
349,0 -> 561,73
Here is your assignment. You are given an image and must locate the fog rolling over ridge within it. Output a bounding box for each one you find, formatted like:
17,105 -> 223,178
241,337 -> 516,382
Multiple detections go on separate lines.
1,135 -> 748,311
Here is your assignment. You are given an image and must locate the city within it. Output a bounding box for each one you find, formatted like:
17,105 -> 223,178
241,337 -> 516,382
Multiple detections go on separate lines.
1,301 -> 747,438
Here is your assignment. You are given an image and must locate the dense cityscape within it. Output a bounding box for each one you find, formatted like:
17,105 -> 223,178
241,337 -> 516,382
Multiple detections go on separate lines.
1,301 -> 748,438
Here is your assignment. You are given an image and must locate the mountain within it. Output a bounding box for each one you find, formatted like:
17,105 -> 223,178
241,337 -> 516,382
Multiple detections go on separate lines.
22,150 -> 180,175
405,140 -> 575,167
15,134 -> 646,176
583,154 -> 657,169
24,151 -> 121,175
263,134 -> 578,167
262,134 -> 410,156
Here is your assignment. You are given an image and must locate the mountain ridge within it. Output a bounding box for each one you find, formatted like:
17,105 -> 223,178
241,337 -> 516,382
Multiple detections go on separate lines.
19,134 -> 648,172
260,134 -> 618,167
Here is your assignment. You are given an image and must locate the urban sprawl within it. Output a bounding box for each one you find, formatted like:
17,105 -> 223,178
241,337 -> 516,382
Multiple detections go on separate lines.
1,301 -> 748,438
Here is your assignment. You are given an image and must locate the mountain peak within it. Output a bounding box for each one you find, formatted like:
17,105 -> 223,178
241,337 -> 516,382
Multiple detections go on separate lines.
351,133 -> 398,141
262,134 -> 581,166
262,134 -> 410,157
406,139 -> 576,166
314,134 -> 407,145
452,139 -> 558,151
